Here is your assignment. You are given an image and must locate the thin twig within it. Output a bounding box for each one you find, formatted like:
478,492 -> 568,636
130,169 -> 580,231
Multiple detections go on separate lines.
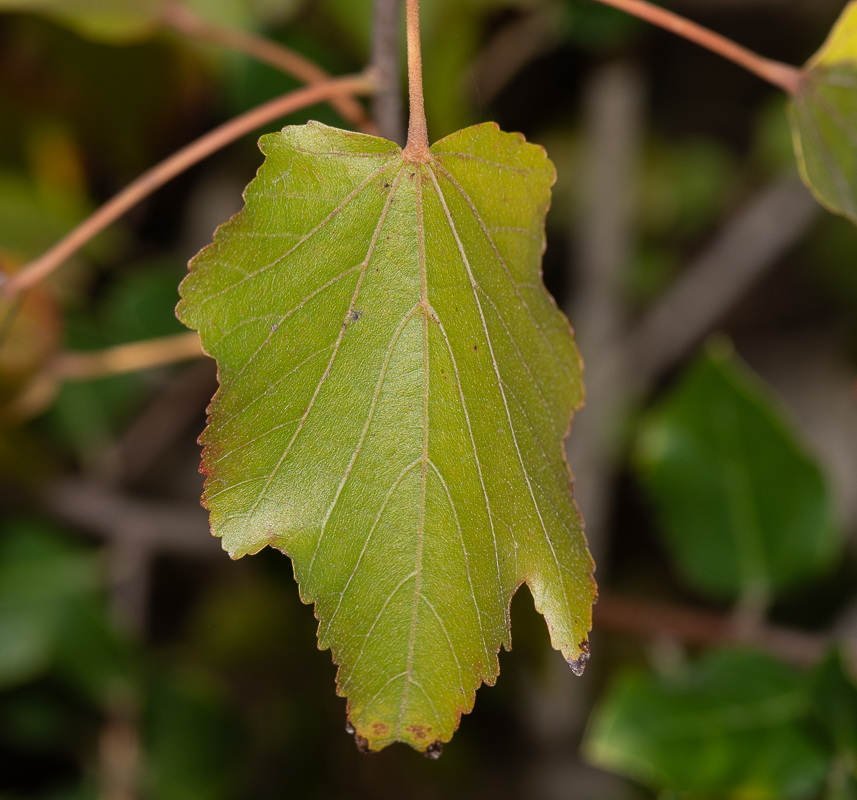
595,593 -> 829,667
4,73 -> 375,299
401,0 -> 430,162
626,176 -> 820,390
589,0 -> 803,94
55,332 -> 205,380
161,1 -> 376,134
371,0 -> 405,143
113,359 -> 217,486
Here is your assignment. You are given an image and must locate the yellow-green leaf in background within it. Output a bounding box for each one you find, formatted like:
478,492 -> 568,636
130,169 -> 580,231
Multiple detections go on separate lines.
0,0 -> 300,43
0,0 -> 164,41
177,121 -> 595,753
789,0 -> 857,223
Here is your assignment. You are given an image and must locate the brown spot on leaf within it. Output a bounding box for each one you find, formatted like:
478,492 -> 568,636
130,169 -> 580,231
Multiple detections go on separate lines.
354,733 -> 372,754
407,724 -> 430,740
372,721 -> 388,736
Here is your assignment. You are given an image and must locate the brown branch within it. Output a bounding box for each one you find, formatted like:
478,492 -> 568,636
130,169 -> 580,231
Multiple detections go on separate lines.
161,2 -> 376,134
401,0 -> 430,162
4,73 -> 375,299
371,0 -> 405,143
54,332 -> 205,380
626,176 -> 820,390
114,359 -> 217,487
589,0 -> 804,94
595,593 -> 829,667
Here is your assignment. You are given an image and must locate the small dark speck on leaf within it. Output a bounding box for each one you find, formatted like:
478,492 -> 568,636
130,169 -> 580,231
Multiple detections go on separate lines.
351,310 -> 363,322
384,183 -> 390,188
567,640 -> 590,677
473,345 -> 478,351
425,741 -> 443,760
345,721 -> 355,735
271,323 -> 279,332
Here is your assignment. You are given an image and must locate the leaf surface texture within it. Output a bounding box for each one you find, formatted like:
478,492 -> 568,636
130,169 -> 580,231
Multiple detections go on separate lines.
790,0 -> 857,223
178,121 -> 595,752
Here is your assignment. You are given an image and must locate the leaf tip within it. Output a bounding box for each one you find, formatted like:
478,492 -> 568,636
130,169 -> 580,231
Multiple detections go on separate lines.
567,639 -> 591,677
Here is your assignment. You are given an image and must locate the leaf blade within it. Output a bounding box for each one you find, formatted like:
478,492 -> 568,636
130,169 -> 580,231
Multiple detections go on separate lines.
789,0 -> 857,223
178,121 -> 595,752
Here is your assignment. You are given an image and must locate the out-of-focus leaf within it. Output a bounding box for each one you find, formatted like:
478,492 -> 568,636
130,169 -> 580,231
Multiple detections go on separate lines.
637,138 -> 737,240
53,598 -> 136,707
789,1 -> 857,223
178,121 -> 594,752
812,651 -> 857,759
145,671 -> 241,800
0,0 -> 301,42
102,260 -> 188,344
0,521 -> 132,705
0,172 -> 90,262
0,522 -> 99,687
562,0 -> 642,50
635,341 -> 840,601
184,0 -> 301,30
0,0 -> 164,42
583,650 -> 830,800
45,260 -> 188,458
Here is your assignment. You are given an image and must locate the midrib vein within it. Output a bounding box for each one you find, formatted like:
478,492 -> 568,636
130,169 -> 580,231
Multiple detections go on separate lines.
400,163 -> 430,737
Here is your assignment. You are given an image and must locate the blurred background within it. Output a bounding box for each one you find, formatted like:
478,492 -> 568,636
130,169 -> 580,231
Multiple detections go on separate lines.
1,0 -> 856,798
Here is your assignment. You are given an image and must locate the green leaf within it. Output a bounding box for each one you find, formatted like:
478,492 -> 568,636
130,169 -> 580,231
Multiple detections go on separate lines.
0,0 -> 301,42
583,650 -> 830,799
177,121 -> 595,752
635,340 -> 840,602
0,0 -> 164,41
789,1 -> 857,223
0,521 -> 99,688
812,651 -> 857,759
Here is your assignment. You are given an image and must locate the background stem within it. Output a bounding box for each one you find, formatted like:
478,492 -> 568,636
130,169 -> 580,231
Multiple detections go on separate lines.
56,332 -> 204,380
401,0 -> 430,162
590,0 -> 803,94
4,74 -> 374,299
371,0 -> 405,144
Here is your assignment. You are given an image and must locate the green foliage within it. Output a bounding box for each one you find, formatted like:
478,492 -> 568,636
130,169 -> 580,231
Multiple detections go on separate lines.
0,0 -> 299,42
146,671 -> 241,800
790,1 -> 857,224
0,521 -> 132,701
177,120 -> 595,752
46,260 -> 188,462
562,0 -> 642,51
635,341 -> 840,602
0,0 -> 163,42
584,650 -> 831,800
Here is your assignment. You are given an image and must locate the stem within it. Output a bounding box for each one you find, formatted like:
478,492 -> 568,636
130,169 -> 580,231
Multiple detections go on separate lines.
55,332 -> 204,380
401,0 -> 430,162
595,593 -> 827,667
4,73 -> 374,299
371,0 -> 405,144
162,2 -> 376,134
590,0 -> 803,95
